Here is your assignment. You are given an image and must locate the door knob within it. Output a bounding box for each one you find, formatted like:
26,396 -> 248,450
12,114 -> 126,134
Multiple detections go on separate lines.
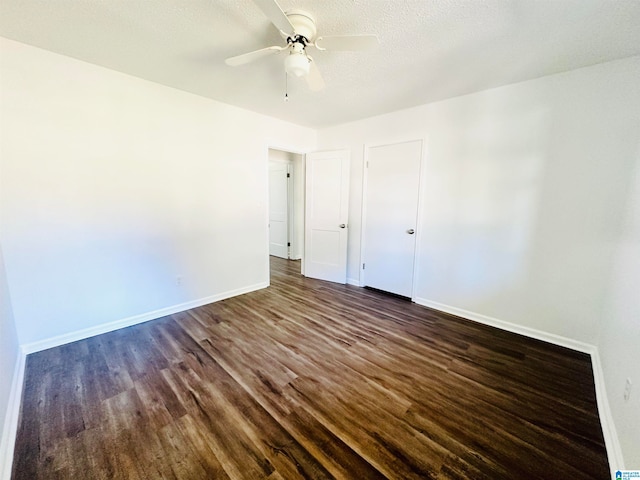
339,224 -> 346,228
407,229 -> 415,234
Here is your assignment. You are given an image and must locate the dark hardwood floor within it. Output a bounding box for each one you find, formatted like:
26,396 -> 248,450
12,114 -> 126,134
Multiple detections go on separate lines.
12,257 -> 609,479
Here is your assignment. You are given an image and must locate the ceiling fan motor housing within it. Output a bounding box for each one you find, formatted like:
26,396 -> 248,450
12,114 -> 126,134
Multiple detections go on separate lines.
282,10 -> 317,43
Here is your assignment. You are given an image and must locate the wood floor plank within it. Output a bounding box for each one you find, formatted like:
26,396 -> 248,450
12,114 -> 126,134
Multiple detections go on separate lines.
12,257 -> 610,479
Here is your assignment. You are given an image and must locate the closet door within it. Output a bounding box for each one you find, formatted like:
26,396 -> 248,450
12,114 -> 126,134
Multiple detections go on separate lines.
363,140 -> 422,297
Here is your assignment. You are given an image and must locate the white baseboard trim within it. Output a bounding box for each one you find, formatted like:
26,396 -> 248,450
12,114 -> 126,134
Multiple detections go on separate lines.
0,350 -> 26,480
590,349 -> 625,474
346,277 -> 361,287
414,296 -> 625,473
414,297 -> 594,353
21,282 -> 269,355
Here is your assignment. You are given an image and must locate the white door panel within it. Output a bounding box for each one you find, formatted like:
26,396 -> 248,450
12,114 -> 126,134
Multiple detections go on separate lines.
305,150 -> 350,283
364,140 -> 422,297
269,162 -> 289,258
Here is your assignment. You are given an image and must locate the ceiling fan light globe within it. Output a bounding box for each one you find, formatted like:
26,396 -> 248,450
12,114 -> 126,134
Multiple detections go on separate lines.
285,53 -> 310,77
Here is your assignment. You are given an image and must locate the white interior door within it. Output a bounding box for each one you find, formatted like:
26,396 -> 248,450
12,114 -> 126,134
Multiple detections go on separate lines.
363,140 -> 422,297
305,150 -> 350,283
269,162 -> 289,259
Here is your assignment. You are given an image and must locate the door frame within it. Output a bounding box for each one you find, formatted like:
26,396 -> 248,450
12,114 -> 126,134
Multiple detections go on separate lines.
360,138 -> 428,300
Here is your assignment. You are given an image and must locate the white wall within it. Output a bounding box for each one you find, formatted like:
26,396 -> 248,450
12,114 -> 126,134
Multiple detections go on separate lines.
318,56 -> 640,348
0,243 -> 20,476
0,37 -> 316,347
599,149 -> 640,467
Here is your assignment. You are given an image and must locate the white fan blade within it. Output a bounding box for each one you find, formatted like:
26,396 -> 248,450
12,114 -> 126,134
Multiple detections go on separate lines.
315,34 -> 379,51
252,0 -> 294,35
305,57 -> 325,91
225,45 -> 285,66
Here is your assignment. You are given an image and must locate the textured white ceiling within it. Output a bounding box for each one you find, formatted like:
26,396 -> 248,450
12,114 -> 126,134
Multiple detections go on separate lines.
2,0 -> 640,128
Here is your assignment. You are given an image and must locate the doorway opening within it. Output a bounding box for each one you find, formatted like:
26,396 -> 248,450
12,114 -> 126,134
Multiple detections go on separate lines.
268,147 -> 351,285
268,148 -> 304,273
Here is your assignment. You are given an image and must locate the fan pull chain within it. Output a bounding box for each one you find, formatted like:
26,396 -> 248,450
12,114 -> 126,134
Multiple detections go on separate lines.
284,72 -> 289,102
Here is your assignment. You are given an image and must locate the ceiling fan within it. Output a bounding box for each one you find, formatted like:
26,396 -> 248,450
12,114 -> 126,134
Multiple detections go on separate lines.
224,0 -> 379,91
